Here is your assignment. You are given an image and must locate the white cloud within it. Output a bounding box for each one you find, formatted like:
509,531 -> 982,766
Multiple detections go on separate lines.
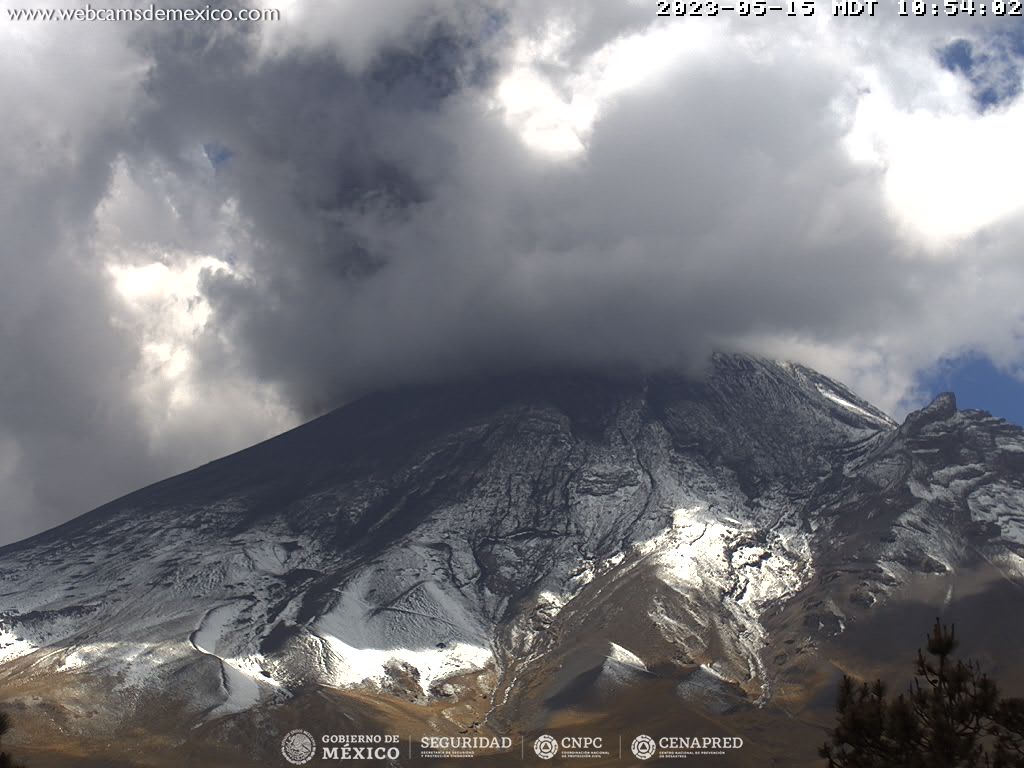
253,0 -> 475,69
493,21 -> 700,157
841,57 -> 1024,243
2,1 -> 1024,544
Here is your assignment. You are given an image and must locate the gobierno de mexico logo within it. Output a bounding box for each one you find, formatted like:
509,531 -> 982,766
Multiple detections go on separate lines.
281,729 -> 317,765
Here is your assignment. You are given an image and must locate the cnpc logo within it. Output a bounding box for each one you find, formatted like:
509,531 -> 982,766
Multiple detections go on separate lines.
533,734 -> 559,760
533,734 -> 605,759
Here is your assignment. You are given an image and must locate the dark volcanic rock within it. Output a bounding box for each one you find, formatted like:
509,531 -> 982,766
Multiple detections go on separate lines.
0,355 -> 1022,767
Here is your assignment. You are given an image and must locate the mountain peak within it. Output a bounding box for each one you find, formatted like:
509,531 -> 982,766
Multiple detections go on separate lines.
1,357 -> 1021,767
902,391 -> 958,434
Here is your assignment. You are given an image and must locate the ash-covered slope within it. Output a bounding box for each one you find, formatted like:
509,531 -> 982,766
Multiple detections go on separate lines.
0,354 -> 1022,765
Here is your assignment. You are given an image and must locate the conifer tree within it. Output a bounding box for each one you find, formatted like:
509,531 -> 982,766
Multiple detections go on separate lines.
821,618 -> 1024,767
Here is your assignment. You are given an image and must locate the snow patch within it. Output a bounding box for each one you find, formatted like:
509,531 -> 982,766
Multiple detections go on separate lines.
0,625 -> 35,665
992,552 -> 1024,582
537,591 -> 567,612
607,643 -> 647,672
190,604 -> 280,716
191,603 -> 245,657
815,385 -> 893,427
311,571 -> 493,695
317,634 -> 492,694
997,438 -> 1024,453
47,640 -> 188,692
968,484 -> 1024,546
213,655 -> 272,716
640,503 -> 812,701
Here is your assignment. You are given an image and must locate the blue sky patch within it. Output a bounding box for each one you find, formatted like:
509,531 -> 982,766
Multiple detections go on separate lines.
937,31 -> 1024,110
917,353 -> 1024,425
203,142 -> 233,170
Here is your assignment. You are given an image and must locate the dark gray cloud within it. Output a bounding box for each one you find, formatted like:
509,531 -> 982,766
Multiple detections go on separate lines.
0,19 -> 152,543
1,1 -> 1023,544
168,13 -> 912,415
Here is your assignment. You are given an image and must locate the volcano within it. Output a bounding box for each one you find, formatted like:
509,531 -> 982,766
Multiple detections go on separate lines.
1,354 -> 1023,766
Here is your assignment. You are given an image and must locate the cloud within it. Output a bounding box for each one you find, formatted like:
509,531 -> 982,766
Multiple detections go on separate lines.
1,1 -> 1024,543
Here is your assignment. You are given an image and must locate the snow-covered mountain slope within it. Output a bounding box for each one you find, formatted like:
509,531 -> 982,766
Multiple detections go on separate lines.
0,354 -> 1022,766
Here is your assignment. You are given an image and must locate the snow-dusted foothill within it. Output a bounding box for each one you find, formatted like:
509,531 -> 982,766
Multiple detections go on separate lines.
0,354 -> 1021,735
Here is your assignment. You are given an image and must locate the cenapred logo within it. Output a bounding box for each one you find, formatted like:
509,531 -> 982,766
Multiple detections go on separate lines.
631,734 -> 657,761
631,734 -> 744,760
534,734 -> 559,760
281,729 -> 316,765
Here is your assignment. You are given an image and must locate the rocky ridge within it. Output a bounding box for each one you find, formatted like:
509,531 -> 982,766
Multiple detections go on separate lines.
0,354 -> 1021,765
